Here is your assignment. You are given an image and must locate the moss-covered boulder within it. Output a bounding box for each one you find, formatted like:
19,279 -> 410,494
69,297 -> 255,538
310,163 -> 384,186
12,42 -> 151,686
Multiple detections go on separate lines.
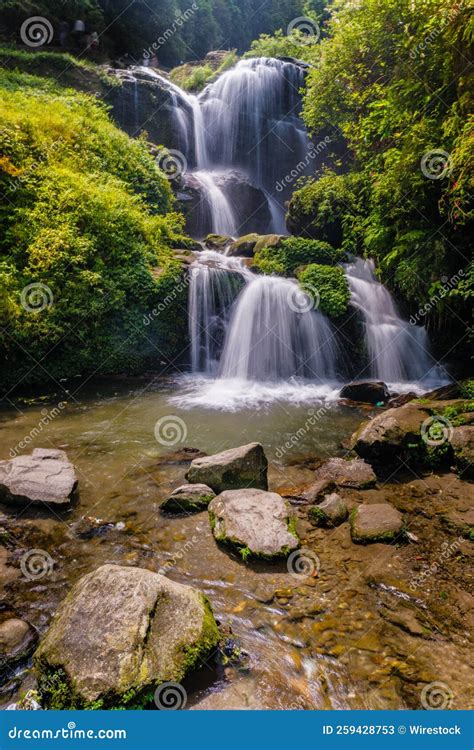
161,483 -> 216,513
286,171 -> 355,246
451,426 -> 474,479
309,493 -> 348,527
208,489 -> 299,559
186,442 -> 268,493
34,564 -> 220,709
252,236 -> 343,276
297,264 -> 350,318
350,503 -> 404,544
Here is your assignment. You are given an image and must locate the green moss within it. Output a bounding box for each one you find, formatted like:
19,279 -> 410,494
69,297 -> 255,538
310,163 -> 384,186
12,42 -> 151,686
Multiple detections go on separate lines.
309,505 -> 328,525
253,237 -> 343,276
297,264 -> 350,318
180,594 -> 220,672
287,515 -> 299,540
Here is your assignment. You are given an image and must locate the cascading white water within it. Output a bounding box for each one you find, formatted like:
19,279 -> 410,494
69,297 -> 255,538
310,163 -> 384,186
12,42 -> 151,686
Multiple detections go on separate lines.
345,258 -> 437,383
140,59 -> 311,236
188,251 -> 250,373
218,275 -> 338,382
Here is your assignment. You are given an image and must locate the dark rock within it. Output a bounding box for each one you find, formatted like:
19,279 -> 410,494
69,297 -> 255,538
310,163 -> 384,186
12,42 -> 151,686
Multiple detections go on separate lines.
451,426 -> 474,479
161,483 -> 216,513
0,449 -> 77,507
340,381 -> 390,405
350,503 -> 404,544
0,612 -> 37,671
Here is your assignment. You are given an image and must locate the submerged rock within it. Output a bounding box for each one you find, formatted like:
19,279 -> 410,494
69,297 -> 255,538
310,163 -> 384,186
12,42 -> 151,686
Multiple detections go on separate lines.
309,493 -> 348,527
161,483 -> 216,513
0,616 -> 37,671
186,442 -> 268,493
314,457 -> 376,489
208,489 -> 298,558
340,381 -> 390,405
350,503 -> 404,544
34,564 -> 220,709
0,449 -> 77,507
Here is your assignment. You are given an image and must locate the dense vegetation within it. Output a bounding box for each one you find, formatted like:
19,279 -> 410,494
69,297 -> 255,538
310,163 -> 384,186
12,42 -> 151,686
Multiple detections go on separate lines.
279,0 -> 473,363
0,68 -> 189,393
0,0 -> 327,67
253,237 -> 344,275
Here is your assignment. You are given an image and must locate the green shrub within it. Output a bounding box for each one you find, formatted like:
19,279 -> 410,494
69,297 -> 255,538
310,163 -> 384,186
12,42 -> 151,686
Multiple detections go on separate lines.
297,264 -> 350,318
253,237 -> 343,276
0,68 -> 187,391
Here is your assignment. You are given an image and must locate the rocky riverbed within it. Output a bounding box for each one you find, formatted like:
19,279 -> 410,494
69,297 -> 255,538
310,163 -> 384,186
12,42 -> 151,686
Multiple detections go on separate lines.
0,381 -> 472,710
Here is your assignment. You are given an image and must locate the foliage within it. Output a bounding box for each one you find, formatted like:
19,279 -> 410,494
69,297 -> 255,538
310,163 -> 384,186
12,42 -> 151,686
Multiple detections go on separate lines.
170,51 -> 238,92
245,29 -> 320,60
252,237 -> 343,275
0,68 -> 188,392
297,263 -> 350,318
0,0 -> 325,68
298,0 -> 473,356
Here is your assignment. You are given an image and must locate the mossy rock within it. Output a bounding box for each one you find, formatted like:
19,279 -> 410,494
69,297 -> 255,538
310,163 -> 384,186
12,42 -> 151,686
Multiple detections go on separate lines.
350,503 -> 404,544
297,263 -> 350,318
252,237 -> 344,276
34,564 -> 220,709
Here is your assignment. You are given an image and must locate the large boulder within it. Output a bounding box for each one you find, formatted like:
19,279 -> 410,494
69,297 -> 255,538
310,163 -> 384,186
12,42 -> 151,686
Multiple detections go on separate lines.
313,457 -> 376,489
186,442 -> 268,493
208,489 -> 298,559
161,483 -> 216,513
34,564 -> 220,709
0,449 -> 77,507
350,400 -> 467,466
340,381 -> 390,405
350,503 -> 404,544
227,233 -> 284,258
451,426 -> 474,479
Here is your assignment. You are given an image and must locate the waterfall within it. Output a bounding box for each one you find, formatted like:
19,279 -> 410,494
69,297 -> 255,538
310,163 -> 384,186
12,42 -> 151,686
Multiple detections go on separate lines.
218,276 -> 338,382
137,58 -> 311,236
345,259 -> 437,383
188,251 -> 250,373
